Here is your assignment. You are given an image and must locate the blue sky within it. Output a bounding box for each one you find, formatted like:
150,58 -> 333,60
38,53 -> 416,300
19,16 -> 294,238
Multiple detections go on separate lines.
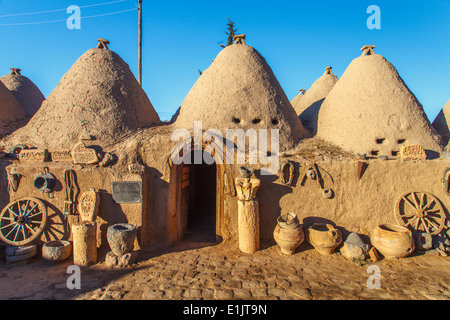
0,0 -> 449,121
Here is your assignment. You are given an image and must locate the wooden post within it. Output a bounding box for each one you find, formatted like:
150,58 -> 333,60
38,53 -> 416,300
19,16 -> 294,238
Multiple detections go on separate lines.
138,0 -> 143,86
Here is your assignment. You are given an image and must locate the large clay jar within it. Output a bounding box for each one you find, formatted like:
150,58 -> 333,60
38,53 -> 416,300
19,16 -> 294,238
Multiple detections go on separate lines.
107,223 -> 137,257
273,212 -> 304,255
307,223 -> 342,255
371,224 -> 415,259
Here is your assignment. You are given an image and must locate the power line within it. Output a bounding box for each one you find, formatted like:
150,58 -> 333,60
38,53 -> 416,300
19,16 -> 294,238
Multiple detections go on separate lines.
0,0 -> 128,18
0,8 -> 137,26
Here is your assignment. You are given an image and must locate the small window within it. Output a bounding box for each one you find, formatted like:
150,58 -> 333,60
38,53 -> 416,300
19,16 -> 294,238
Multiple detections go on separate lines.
371,150 -> 380,156
391,151 -> 399,157
376,138 -> 386,145
252,118 -> 261,124
397,139 -> 406,145
271,118 -> 279,125
232,117 -> 241,124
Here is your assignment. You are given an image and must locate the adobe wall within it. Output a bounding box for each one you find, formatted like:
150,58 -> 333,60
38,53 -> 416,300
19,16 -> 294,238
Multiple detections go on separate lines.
133,126 -> 450,248
2,130 -> 449,254
1,161 -> 147,251
221,158 -> 450,241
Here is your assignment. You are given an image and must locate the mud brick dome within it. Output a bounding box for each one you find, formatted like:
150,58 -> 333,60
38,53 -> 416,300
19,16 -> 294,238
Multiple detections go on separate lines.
0,80 -> 26,136
174,42 -> 306,151
0,68 -> 45,116
291,66 -> 339,136
7,45 -> 160,149
432,100 -> 450,146
316,46 -> 442,157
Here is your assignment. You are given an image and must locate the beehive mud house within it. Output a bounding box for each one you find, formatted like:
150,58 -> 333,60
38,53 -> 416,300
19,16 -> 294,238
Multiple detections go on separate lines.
0,39 -> 449,261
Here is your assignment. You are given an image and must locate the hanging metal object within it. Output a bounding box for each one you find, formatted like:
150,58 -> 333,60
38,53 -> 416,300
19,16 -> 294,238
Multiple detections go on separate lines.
322,188 -> 334,199
11,144 -> 28,155
280,160 -> 295,186
306,168 -> 317,180
33,167 -> 56,193
357,161 -> 368,181
7,172 -> 20,193
63,170 -> 79,230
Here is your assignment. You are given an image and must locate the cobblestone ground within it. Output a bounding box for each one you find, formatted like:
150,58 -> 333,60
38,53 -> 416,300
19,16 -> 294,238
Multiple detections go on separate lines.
1,240 -> 449,301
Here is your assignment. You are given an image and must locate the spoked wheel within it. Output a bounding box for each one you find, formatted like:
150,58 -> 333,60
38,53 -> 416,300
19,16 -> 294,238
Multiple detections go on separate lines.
0,197 -> 47,246
395,192 -> 446,235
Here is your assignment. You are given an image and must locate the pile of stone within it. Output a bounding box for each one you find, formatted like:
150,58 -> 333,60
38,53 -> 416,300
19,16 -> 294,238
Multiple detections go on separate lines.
339,232 -> 370,261
420,221 -> 450,256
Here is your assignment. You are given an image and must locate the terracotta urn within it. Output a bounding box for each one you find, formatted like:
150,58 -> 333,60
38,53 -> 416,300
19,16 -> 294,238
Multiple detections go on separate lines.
306,223 -> 342,255
370,224 -> 415,259
273,212 -> 304,255
107,223 -> 137,257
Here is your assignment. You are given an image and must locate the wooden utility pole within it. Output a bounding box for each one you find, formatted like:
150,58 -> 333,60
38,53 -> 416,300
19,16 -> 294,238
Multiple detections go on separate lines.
138,0 -> 143,86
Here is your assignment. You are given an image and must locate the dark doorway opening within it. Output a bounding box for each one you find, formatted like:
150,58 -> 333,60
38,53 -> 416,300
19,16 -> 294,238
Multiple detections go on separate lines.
184,150 -> 217,242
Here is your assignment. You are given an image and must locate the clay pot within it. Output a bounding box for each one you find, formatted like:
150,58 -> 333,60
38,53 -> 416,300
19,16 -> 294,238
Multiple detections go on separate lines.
239,166 -> 254,178
273,212 -> 304,255
370,224 -> 415,259
107,223 -> 137,256
306,223 -> 342,255
42,240 -> 72,262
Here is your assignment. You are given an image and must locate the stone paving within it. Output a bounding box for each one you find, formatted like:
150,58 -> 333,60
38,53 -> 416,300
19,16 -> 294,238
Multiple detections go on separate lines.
0,240 -> 449,301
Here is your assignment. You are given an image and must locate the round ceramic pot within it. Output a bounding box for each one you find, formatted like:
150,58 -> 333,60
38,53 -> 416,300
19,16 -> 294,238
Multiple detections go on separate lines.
307,223 -> 342,255
239,166 -> 254,178
42,240 -> 72,262
371,224 -> 415,259
107,223 -> 137,256
273,213 -> 304,255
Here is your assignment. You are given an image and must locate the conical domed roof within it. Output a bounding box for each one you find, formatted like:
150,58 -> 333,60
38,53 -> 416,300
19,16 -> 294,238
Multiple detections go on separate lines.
0,68 -> 45,116
0,81 -> 26,135
290,89 -> 305,108
316,45 -> 442,156
174,42 -> 306,151
292,67 -> 338,135
432,100 -> 450,144
8,43 -> 160,148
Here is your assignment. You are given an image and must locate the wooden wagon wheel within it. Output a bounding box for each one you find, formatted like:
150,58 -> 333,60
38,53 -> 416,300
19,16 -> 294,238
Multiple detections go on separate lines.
0,197 -> 47,246
395,192 -> 446,235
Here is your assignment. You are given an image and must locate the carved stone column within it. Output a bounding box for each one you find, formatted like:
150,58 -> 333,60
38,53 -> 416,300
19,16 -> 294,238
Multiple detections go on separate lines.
72,221 -> 97,266
235,168 -> 261,254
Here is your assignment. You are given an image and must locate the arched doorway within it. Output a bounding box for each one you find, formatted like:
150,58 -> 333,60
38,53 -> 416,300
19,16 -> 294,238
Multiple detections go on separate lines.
184,150 -> 217,242
167,144 -> 225,244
